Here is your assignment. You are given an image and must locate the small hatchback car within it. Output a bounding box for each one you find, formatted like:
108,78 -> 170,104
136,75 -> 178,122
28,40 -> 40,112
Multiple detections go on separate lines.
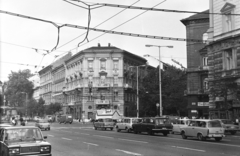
93,118 -> 115,131
181,119 -> 225,141
35,119 -> 50,131
0,126 -> 52,156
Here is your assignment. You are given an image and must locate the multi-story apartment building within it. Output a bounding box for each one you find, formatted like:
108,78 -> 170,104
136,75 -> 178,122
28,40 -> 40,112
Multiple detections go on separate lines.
52,53 -> 72,107
206,0 -> 240,120
63,43 -> 149,120
28,74 -> 40,101
181,10 -> 210,119
39,65 -> 52,105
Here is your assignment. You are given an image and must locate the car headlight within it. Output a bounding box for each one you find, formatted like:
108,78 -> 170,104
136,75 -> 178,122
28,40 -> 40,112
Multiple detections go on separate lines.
9,148 -> 20,154
40,146 -> 51,153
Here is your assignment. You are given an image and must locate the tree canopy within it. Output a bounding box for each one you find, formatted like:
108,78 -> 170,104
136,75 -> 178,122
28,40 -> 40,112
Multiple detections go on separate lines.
5,69 -> 34,107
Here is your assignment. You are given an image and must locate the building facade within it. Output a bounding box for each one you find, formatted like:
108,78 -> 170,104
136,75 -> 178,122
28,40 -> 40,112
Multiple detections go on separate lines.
206,0 -> 240,120
39,65 -> 53,105
181,10 -> 210,119
62,43 -> 148,120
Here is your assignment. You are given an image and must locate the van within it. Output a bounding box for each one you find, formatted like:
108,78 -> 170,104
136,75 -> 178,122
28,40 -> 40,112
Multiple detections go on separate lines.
58,114 -> 73,124
115,117 -> 142,133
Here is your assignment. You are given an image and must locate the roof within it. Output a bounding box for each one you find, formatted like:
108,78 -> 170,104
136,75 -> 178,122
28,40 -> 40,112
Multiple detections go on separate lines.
3,126 -> 37,129
181,10 -> 209,21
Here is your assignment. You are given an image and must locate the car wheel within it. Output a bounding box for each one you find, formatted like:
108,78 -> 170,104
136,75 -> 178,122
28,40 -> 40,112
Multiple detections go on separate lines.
181,131 -> 187,139
163,132 -> 168,136
215,137 -> 222,142
148,129 -> 153,135
133,128 -> 138,134
48,128 -> 51,131
116,127 -> 120,132
230,131 -> 236,135
110,128 -> 113,131
70,122 -> 72,124
197,133 -> 206,141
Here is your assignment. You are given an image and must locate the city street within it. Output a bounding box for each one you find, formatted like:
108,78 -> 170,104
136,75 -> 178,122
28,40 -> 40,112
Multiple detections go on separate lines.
34,122 -> 240,156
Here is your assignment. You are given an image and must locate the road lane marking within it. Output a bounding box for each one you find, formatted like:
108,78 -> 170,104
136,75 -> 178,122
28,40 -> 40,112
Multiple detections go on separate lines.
80,133 -> 90,135
171,146 -> 205,152
93,135 -> 113,139
148,135 -> 240,148
47,135 -> 54,137
118,138 -> 148,144
116,149 -> 142,156
83,142 -> 98,146
61,137 -> 72,140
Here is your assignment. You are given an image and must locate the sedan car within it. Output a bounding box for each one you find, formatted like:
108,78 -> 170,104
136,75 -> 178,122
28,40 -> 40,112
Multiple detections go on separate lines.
93,118 -> 115,131
0,126 -> 52,156
216,119 -> 239,135
35,119 -> 50,131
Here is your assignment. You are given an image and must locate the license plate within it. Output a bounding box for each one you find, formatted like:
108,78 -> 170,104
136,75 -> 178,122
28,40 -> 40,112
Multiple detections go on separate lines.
162,127 -> 166,129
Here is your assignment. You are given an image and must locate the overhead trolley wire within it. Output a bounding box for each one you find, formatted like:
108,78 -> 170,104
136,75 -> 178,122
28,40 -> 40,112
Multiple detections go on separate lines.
71,0 -> 240,16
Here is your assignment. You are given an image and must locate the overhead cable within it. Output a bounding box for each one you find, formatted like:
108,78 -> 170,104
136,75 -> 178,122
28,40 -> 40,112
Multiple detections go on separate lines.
71,0 -> 240,16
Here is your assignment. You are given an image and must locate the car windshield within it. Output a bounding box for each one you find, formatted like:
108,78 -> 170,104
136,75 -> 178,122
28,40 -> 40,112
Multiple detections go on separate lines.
221,120 -> 234,124
132,119 -> 142,123
208,120 -> 222,127
39,120 -> 48,123
155,118 -> 171,125
5,128 -> 43,141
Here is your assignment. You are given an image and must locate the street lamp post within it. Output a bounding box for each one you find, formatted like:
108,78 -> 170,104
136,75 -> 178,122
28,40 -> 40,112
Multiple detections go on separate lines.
129,64 -> 147,118
20,92 -> 28,117
145,45 -> 173,116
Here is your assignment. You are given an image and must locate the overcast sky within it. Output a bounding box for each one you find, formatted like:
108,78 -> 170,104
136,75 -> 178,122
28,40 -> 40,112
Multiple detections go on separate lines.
0,0 -> 209,82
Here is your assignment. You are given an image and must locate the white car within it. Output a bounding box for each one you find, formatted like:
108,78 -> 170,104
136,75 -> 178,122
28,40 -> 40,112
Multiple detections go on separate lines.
172,119 -> 191,134
116,117 -> 142,133
181,119 -> 225,141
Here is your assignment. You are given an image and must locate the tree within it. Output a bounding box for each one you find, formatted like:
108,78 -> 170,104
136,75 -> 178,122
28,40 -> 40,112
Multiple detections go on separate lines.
140,65 -> 187,117
45,102 -> 62,115
4,69 -> 34,107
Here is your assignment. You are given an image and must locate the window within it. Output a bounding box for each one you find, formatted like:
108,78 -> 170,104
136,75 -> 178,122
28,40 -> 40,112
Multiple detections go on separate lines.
113,61 -> 119,70
100,60 -> 106,70
114,77 -> 118,85
114,90 -> 118,101
88,61 -> 93,70
221,3 -> 235,33
223,49 -> 236,70
100,75 -> 105,84
204,81 -> 208,90
203,57 -> 208,66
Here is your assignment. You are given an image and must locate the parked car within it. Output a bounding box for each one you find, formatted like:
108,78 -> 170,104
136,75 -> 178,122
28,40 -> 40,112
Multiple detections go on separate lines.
58,114 -> 73,124
93,118 -> 115,130
45,115 -> 53,122
33,116 -> 41,121
216,119 -> 239,135
116,117 -> 142,133
0,126 -> 52,156
36,119 -> 51,131
181,119 -> 225,142
132,117 -> 173,136
172,118 -> 192,134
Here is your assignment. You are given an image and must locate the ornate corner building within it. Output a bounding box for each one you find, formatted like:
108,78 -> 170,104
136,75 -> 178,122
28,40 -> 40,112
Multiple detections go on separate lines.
206,0 -> 240,120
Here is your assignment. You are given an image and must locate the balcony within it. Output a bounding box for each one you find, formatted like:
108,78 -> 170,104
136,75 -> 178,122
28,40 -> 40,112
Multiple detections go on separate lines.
214,68 -> 240,80
124,83 -> 133,90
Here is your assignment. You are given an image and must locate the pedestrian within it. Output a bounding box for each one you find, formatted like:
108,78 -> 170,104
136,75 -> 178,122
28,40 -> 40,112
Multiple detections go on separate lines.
11,117 -> 16,126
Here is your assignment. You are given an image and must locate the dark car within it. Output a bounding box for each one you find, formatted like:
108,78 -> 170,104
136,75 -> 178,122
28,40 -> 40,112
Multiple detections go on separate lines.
132,117 -> 173,136
58,114 -> 73,124
0,126 -> 52,156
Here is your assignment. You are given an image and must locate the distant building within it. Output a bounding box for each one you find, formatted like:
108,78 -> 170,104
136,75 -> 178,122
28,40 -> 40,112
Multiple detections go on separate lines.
63,43 -> 150,120
181,10 -> 210,119
39,65 -> 53,105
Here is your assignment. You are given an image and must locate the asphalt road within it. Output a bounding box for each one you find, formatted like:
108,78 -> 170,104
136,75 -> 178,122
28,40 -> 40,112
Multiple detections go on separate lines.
33,122 -> 240,156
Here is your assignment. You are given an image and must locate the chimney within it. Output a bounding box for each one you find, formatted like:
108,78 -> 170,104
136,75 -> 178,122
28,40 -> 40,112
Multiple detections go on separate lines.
98,43 -> 101,47
108,43 -> 111,47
